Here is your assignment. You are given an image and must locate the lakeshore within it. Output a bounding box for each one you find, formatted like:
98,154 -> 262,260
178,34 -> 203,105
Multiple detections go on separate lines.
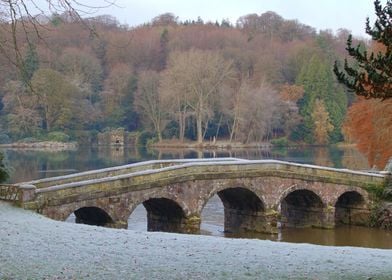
150,140 -> 273,150
1,201 -> 392,279
0,141 -> 78,150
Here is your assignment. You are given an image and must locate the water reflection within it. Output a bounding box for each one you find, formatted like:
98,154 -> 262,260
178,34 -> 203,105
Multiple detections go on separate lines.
225,226 -> 392,249
126,194 -> 392,249
203,193 -> 392,249
3,145 -> 371,183
201,195 -> 224,233
128,204 -> 148,231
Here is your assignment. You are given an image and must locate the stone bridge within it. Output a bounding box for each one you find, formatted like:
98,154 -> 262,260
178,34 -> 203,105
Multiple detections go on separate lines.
2,158 -> 388,234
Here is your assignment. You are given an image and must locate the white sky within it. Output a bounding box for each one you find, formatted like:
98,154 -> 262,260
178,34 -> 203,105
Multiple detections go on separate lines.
29,0 -> 384,38
90,0 -> 380,38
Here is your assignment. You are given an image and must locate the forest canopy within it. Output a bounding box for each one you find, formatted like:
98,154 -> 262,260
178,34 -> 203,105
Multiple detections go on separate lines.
0,7 -> 389,167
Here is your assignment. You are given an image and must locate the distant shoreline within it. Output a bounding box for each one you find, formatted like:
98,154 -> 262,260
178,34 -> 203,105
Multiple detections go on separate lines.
151,140 -> 272,149
0,141 -> 78,151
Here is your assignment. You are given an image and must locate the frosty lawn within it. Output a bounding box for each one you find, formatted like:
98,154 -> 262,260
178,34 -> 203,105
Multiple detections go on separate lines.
1,201 -> 392,279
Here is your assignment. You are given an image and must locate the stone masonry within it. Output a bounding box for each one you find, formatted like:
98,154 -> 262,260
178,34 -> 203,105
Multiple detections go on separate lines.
13,158 -> 386,234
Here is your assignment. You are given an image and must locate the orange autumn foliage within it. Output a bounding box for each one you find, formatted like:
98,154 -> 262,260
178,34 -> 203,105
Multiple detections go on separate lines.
343,97 -> 392,169
279,84 -> 304,102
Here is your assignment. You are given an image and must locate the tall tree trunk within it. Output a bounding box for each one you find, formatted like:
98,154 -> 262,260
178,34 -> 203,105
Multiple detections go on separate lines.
44,105 -> 51,132
215,114 -> 223,140
196,99 -> 204,144
155,122 -> 162,142
196,113 -> 203,144
230,117 -> 237,142
178,111 -> 185,142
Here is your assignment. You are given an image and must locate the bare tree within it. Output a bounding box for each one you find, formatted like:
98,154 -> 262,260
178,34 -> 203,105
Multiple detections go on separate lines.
0,0 -> 114,77
159,51 -> 191,142
161,49 -> 233,143
223,79 -> 280,144
220,79 -> 251,142
100,63 -> 132,126
135,70 -> 167,142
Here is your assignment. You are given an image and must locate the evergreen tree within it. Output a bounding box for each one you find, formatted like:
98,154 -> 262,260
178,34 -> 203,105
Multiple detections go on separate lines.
334,0 -> 392,100
158,28 -> 169,71
296,55 -> 347,143
22,45 -> 39,84
123,76 -> 139,131
0,152 -> 8,183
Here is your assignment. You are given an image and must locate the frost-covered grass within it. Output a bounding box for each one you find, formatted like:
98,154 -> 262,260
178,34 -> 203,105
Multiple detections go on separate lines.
1,202 -> 392,280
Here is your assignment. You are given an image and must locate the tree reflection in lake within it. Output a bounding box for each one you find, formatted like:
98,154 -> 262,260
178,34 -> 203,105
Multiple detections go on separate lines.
3,145 -> 371,183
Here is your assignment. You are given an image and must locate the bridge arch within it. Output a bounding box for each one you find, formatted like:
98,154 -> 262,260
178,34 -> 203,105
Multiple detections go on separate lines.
65,205 -> 115,227
278,186 -> 326,228
200,184 -> 269,234
74,206 -> 113,226
128,194 -> 189,233
143,197 -> 186,233
334,190 -> 370,226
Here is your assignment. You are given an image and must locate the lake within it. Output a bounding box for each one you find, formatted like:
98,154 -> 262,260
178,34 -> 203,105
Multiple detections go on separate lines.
4,145 -> 392,249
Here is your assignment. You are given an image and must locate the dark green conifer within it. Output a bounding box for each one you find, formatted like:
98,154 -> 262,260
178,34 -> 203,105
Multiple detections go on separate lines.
22,45 -> 39,84
334,0 -> 392,100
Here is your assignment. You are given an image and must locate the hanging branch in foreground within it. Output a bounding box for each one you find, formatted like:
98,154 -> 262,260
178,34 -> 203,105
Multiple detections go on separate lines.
0,0 -> 115,78
334,0 -> 392,100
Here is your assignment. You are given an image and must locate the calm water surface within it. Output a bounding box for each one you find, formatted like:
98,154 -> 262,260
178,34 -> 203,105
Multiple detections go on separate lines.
4,145 -> 391,249
3,145 -> 371,183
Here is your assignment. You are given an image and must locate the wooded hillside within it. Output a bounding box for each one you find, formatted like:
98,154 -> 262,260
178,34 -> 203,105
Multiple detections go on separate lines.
0,11 -> 389,166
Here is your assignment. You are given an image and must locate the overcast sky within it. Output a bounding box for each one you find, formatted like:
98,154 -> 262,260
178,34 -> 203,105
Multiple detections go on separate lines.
28,0 -> 383,38
83,0 -> 380,38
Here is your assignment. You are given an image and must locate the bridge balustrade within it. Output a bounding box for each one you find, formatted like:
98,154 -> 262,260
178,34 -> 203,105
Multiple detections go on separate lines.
25,158 -> 244,189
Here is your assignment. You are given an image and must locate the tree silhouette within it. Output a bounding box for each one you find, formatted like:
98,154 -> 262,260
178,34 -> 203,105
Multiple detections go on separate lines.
334,0 -> 392,100
0,0 -> 114,77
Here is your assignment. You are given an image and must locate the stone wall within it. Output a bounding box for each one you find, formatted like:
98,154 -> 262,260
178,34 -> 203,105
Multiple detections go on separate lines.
97,129 -> 139,146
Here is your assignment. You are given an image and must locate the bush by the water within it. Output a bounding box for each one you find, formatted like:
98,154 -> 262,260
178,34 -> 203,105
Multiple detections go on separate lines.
46,132 -> 70,142
0,152 -> 8,183
271,137 -> 288,147
19,137 -> 39,143
0,133 -> 11,144
70,130 -> 97,145
138,131 -> 156,146
371,202 -> 392,230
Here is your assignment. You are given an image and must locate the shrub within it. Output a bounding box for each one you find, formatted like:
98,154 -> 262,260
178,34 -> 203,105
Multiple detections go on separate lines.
70,130 -> 97,145
46,131 -> 70,142
138,131 -> 156,146
271,137 -> 288,147
0,152 -> 8,183
0,133 -> 11,144
20,137 -> 38,143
